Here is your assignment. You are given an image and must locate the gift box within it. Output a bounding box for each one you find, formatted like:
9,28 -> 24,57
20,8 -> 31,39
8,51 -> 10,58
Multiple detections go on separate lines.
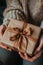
1,19 -> 41,56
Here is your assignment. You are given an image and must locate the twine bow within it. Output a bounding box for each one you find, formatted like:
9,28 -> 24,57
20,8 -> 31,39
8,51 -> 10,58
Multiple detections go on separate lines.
9,23 -> 33,51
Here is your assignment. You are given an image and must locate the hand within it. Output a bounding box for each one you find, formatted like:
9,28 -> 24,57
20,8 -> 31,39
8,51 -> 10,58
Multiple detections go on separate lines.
35,36 -> 43,54
0,25 -> 12,51
19,50 -> 42,62
19,36 -> 43,62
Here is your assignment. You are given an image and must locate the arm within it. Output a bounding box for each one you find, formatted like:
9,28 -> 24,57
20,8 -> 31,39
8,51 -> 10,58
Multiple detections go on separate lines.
0,18 -> 12,51
35,21 -> 43,53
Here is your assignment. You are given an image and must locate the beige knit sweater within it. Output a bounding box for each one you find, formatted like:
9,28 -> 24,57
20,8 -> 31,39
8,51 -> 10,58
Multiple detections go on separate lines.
3,0 -> 43,28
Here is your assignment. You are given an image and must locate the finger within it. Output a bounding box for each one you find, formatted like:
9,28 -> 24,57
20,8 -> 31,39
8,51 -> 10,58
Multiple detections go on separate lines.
0,26 -> 3,37
19,52 -> 25,59
0,45 -> 12,51
30,50 -> 43,62
8,48 -> 12,51
38,37 -> 43,50
24,53 -> 30,59
23,53 -> 34,62
19,50 -> 43,62
6,47 -> 12,51
0,25 -> 6,37
35,38 -> 43,54
0,42 -> 12,51
19,52 -> 32,62
0,43 -> 8,49
1,25 -> 6,35
25,50 -> 43,62
0,44 -> 8,49
0,25 -> 4,34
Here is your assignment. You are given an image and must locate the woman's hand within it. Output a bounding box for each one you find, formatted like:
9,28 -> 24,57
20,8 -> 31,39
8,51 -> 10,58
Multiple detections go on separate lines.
0,25 -> 12,51
19,37 -> 43,62
35,36 -> 43,54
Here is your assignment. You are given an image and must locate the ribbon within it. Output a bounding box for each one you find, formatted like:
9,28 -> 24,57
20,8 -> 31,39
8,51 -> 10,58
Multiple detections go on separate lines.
9,23 -> 33,52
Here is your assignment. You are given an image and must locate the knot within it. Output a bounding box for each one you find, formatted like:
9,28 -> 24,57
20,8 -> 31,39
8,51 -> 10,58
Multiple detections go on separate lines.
10,27 -> 33,41
9,26 -> 33,52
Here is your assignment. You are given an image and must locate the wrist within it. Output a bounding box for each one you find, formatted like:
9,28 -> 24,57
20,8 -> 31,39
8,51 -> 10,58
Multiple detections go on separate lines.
3,18 -> 10,27
2,24 -> 6,33
0,24 -> 6,35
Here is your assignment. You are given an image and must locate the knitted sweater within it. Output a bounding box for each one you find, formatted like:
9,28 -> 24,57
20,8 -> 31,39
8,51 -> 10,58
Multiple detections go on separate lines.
3,0 -> 43,28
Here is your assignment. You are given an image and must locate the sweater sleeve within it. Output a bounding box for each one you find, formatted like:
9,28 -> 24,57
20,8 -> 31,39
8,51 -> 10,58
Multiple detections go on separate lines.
3,18 -> 10,27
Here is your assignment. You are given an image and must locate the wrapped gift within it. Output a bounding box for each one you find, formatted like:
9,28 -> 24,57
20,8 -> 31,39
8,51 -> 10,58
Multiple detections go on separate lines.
1,19 -> 41,56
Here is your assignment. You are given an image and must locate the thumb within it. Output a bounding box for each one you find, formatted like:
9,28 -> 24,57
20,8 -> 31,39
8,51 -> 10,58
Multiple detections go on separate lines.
0,25 -> 3,37
0,25 -> 6,37
0,25 -> 6,35
1,25 -> 6,35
